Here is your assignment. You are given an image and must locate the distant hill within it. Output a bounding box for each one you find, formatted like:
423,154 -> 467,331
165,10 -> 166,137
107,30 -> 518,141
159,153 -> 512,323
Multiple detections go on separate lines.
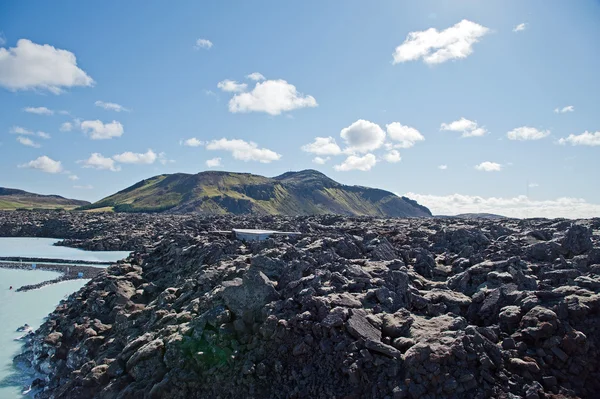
436,213 -> 510,220
81,169 -> 432,217
0,187 -> 90,210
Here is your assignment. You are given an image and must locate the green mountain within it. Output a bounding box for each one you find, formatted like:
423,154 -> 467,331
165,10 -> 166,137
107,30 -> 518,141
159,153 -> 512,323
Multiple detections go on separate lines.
82,169 -> 432,217
0,187 -> 90,210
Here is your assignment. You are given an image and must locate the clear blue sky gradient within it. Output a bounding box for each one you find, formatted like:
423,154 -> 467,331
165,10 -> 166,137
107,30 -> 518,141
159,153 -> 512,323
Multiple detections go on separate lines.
0,1 -> 599,215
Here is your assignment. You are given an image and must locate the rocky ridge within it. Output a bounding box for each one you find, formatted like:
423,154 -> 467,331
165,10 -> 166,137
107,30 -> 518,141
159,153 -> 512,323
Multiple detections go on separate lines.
12,215 -> 600,398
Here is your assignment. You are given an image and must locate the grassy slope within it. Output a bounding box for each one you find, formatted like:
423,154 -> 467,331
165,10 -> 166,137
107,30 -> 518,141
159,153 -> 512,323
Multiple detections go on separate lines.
0,191 -> 89,211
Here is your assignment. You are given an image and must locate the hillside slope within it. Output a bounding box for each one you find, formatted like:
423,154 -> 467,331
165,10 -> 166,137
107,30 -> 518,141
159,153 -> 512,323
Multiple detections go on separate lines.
83,169 -> 432,217
0,187 -> 90,210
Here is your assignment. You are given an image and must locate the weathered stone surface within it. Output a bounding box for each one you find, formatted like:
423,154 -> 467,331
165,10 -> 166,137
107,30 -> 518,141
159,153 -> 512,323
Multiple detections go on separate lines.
6,213 -> 599,399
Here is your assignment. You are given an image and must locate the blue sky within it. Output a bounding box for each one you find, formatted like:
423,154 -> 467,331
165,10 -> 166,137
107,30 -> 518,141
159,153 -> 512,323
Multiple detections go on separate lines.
1,1 -> 599,217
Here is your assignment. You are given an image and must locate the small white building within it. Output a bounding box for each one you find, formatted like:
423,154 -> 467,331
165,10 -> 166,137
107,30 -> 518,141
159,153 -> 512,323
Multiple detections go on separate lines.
232,228 -> 300,242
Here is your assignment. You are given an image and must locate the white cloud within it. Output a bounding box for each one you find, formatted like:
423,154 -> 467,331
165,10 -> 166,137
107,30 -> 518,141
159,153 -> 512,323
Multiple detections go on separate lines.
206,157 -> 222,168
405,192 -> 600,219
217,79 -> 248,93
475,161 -> 502,172
246,72 -> 266,81
528,183 -> 539,188
513,23 -> 527,32
60,122 -> 73,132
80,120 -> 124,140
0,39 -> 94,93
18,155 -> 62,173
554,105 -> 575,114
74,184 -> 93,190
340,119 -> 386,153
16,136 -> 40,148
386,122 -> 425,148
301,136 -> 342,156
158,152 -> 174,165
23,106 -> 53,115
181,137 -> 204,147
195,38 -> 213,50
558,131 -> 600,146
228,79 -> 317,115
507,126 -> 550,141
0,33 -> 5,46
78,153 -> 121,171
9,126 -> 50,138
438,165 -> 448,170
312,156 -> 330,165
9,126 -> 33,135
113,149 -> 157,164
95,100 -> 129,112
392,19 -> 490,65
206,138 -> 281,163
440,117 -> 488,137
334,153 -> 377,171
383,150 -> 402,163
68,174 -> 79,181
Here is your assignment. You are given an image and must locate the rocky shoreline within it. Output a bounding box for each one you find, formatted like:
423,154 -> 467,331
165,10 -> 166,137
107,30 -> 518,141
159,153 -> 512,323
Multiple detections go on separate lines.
5,212 -> 600,398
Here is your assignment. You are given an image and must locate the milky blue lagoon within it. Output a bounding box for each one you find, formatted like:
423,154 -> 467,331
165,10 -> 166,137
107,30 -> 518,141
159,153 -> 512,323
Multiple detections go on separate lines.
0,238 -> 130,397
0,237 -> 130,262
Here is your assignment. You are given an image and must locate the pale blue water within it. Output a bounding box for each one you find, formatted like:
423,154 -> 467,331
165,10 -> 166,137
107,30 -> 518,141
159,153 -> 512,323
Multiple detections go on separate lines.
0,238 -> 130,397
0,238 -> 130,262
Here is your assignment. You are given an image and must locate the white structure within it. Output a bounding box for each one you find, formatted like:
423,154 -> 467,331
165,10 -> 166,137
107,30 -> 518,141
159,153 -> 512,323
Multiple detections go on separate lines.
232,228 -> 300,242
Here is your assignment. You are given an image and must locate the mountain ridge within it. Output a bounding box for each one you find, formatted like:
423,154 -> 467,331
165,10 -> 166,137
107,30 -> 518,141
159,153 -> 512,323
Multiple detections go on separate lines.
0,187 -> 90,210
81,169 -> 432,217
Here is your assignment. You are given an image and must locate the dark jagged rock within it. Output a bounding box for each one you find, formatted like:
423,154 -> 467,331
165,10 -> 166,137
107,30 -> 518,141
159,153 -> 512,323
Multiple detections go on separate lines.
3,211 -> 600,398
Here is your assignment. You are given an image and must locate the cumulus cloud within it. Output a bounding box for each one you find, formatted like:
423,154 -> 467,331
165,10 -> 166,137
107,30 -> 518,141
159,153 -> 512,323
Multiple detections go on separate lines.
246,72 -> 266,81
18,155 -> 63,173
438,165 -> 448,170
16,136 -> 40,148
507,126 -> 550,141
475,161 -> 502,172
513,23 -> 527,32
554,105 -> 575,114
112,149 -> 157,164
206,138 -> 281,163
301,137 -> 342,156
228,79 -> 317,115
95,100 -> 129,112
80,120 -> 124,140
383,150 -> 402,163
37,131 -> 50,139
181,138 -> 204,147
340,119 -> 386,153
312,157 -> 330,165
404,192 -> 600,219
392,20 -> 490,65
60,122 -> 73,132
78,153 -> 121,171
334,153 -> 377,172
217,79 -> 248,93
195,38 -> 213,49
23,106 -> 53,115
68,174 -> 79,181
440,117 -> 487,137
206,157 -> 222,168
0,39 -> 94,93
558,131 -> 600,146
386,122 -> 425,148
